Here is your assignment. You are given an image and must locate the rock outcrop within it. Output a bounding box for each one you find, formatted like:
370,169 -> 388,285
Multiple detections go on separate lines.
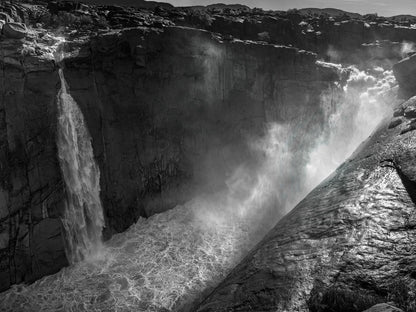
195,97 -> 416,312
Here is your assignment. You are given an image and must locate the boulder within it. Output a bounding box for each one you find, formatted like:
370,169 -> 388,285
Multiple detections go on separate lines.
2,22 -> 27,39
393,53 -> 416,97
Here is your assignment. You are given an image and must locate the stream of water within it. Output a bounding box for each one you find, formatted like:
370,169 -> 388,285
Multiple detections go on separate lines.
57,68 -> 105,264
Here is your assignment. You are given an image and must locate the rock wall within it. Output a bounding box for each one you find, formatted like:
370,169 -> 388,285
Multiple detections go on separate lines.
0,38 -> 67,291
0,25 -> 339,290
62,26 -> 338,236
195,97 -> 416,312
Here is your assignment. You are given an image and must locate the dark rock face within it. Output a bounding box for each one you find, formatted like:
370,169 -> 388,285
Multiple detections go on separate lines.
0,37 -> 68,291
62,26 -> 338,236
194,97 -> 416,312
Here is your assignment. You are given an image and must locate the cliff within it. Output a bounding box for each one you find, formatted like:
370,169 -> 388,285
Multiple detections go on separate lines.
62,26 -> 338,236
0,32 -> 67,290
0,1 -> 415,308
0,19 -> 339,291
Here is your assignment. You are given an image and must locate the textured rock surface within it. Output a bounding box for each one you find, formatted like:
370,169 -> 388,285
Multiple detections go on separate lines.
0,34 -> 67,291
195,97 -> 416,312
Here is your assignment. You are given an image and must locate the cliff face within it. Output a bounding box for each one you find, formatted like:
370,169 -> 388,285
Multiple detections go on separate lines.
0,36 -> 67,291
195,97 -> 416,312
62,26 -> 338,236
0,25 -> 338,289
1,1 -> 415,305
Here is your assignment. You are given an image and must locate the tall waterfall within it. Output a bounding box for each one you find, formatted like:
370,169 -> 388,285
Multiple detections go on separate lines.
57,68 -> 105,263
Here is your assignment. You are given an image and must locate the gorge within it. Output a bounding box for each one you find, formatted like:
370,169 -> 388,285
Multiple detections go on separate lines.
0,1 -> 415,311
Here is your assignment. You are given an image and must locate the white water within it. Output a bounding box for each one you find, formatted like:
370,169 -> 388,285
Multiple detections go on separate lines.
57,69 -> 105,264
0,65 -> 396,312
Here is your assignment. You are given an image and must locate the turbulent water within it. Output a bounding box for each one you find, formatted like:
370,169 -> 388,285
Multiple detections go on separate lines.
57,69 -> 105,264
0,65 -> 396,312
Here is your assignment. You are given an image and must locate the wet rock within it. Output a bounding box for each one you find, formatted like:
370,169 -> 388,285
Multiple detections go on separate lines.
2,22 -> 27,39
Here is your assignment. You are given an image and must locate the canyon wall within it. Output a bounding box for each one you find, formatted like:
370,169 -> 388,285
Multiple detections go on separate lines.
0,38 -> 67,291
62,26 -> 338,236
0,25 -> 338,290
1,1 -> 415,299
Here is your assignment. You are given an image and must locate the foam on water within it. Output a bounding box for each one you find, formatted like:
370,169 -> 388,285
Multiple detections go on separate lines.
0,65 -> 397,312
0,202 -> 251,312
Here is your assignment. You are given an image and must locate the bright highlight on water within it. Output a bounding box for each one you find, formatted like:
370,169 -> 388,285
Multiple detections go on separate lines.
57,67 -> 105,263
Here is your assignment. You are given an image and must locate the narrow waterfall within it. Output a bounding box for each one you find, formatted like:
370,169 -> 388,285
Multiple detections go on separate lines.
57,68 -> 105,263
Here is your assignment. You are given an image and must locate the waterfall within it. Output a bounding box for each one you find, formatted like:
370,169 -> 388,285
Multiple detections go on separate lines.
57,68 -> 105,264
0,63 -> 397,311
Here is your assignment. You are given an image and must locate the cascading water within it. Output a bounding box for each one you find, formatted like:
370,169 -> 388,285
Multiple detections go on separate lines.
57,66 -> 105,263
0,64 -> 397,312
